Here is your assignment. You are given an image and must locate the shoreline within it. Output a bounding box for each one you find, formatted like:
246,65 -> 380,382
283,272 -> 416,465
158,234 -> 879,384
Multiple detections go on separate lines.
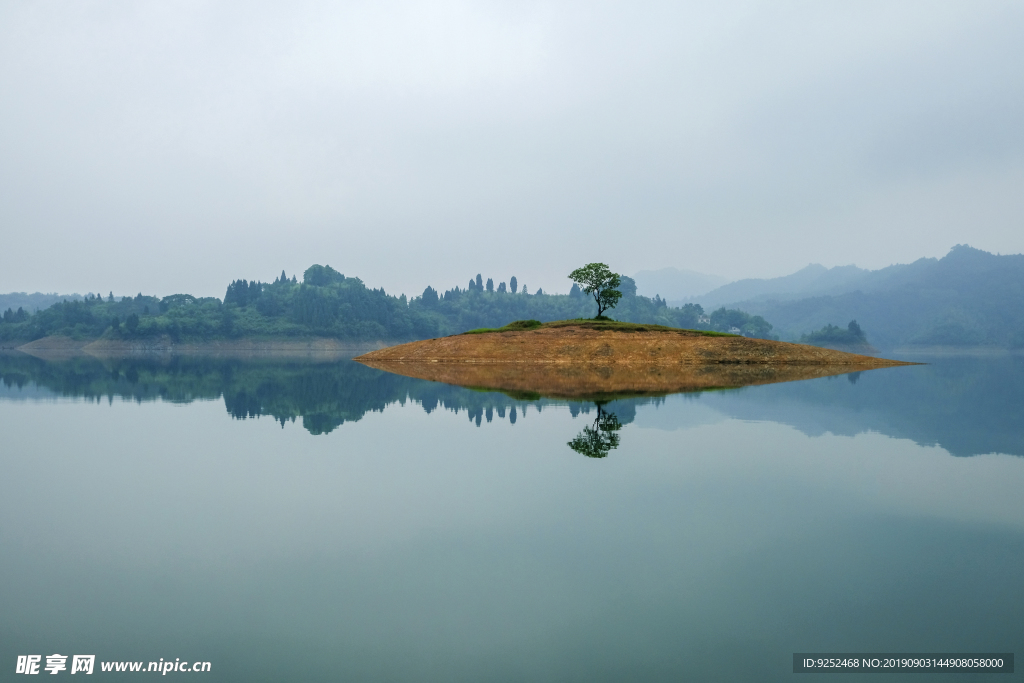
5,335 -> 398,359
354,323 -> 917,397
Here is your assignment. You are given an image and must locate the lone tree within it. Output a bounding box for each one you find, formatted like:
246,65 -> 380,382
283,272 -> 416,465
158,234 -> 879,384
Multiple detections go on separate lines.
569,263 -> 622,319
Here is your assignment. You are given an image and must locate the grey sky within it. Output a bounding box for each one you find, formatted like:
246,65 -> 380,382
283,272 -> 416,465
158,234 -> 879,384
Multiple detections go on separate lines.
1,1 -> 1022,298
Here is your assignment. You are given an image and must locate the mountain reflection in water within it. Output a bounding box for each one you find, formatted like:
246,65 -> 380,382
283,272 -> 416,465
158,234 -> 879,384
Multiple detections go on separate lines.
1,351 -> 1022,458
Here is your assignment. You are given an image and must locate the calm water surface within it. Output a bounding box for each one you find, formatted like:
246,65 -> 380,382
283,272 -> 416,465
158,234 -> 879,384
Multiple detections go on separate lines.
1,353 -> 1022,681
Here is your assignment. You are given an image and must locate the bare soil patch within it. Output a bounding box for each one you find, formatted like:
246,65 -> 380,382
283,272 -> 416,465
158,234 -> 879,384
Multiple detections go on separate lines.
356,324 -> 911,367
355,324 -> 915,397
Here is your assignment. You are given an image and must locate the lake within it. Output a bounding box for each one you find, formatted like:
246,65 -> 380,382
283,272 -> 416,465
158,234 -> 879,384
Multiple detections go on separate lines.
1,352 -> 1021,681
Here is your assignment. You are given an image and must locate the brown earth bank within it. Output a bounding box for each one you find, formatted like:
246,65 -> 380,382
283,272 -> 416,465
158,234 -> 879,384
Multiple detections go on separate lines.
355,323 -> 912,367
355,323 -> 916,398
12,336 -> 91,351
356,360 -> 900,399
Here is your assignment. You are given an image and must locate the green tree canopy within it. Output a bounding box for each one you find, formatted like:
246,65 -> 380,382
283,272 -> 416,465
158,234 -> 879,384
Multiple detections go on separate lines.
568,263 -> 622,319
800,320 -> 869,347
303,264 -> 345,287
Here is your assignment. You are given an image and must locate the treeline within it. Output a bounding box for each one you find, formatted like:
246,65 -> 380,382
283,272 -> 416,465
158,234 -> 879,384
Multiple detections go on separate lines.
0,265 -> 775,344
0,292 -> 83,316
800,320 -> 872,350
412,272 -> 772,336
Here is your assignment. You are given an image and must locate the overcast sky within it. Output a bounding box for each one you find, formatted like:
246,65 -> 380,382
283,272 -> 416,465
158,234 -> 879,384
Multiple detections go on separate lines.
1,1 -> 1022,298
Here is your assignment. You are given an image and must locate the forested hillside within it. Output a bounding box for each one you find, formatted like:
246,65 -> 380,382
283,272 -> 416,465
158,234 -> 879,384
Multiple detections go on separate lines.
732,246 -> 1024,349
0,265 -> 775,345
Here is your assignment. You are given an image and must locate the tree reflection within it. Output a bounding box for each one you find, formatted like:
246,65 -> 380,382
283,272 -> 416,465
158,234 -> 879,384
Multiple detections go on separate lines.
567,402 -> 622,458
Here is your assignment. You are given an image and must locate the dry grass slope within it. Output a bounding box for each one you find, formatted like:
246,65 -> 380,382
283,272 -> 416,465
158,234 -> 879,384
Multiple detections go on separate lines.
355,322 -> 915,398
356,322 -> 910,366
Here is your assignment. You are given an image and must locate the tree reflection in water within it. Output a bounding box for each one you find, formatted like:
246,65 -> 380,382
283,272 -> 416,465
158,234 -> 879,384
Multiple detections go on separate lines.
567,402 -> 622,458
6,353 -> 1023,459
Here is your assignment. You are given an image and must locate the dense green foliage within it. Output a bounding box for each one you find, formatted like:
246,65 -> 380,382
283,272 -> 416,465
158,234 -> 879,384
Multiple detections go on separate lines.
568,262 -> 623,318
1,293 -> 164,342
1,266 -> 776,344
707,307 -> 775,338
408,274 -> 771,336
0,292 -> 83,316
800,320 -> 871,348
0,267 -> 435,344
3,307 -> 30,323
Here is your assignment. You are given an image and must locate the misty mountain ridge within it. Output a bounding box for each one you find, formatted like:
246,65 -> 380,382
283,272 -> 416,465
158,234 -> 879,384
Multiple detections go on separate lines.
0,292 -> 83,314
711,245 -> 1024,349
632,268 -> 728,301
677,263 -> 895,310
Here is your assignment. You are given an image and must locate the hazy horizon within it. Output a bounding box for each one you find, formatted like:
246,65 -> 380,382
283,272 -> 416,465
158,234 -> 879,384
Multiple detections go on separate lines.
2,2 -> 1022,298
0,245 -> 964,301
2,243 -> 1015,304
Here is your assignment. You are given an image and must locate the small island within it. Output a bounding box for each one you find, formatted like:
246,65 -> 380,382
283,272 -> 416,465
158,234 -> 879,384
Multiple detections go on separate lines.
355,319 -> 915,398
357,265 -> 914,397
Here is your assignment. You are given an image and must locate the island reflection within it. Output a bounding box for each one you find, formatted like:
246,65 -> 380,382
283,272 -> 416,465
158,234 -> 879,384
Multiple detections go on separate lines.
0,352 -> 644,439
359,359 -> 904,457
356,358 -> 881,399
2,351 -> 1022,458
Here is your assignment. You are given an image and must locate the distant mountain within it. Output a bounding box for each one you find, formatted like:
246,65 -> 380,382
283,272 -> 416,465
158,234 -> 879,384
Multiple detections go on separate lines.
683,263 -> 881,310
632,268 -> 727,302
705,246 -> 1024,349
699,355 -> 1024,458
0,292 -> 83,314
